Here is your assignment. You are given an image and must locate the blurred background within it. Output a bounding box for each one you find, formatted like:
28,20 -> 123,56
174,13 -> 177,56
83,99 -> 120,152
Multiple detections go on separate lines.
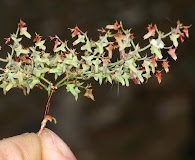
0,0 -> 194,159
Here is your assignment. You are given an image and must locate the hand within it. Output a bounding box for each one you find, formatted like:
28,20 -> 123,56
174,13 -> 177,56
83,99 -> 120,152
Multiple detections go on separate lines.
0,128 -> 76,160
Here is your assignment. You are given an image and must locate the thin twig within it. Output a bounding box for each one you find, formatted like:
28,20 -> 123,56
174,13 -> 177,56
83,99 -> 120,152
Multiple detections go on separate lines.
44,86 -> 56,117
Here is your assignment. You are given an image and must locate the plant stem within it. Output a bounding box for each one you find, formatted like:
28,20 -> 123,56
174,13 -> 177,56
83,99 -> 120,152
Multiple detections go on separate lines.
10,28 -> 19,58
55,76 -> 67,88
39,82 -> 48,91
162,32 -> 172,38
44,86 -> 56,117
0,58 -> 8,62
130,39 -> 136,49
40,76 -> 52,86
139,44 -> 151,52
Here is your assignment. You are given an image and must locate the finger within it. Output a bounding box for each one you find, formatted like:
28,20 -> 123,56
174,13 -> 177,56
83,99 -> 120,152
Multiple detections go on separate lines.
0,132 -> 42,160
39,128 -> 77,160
0,129 -> 76,160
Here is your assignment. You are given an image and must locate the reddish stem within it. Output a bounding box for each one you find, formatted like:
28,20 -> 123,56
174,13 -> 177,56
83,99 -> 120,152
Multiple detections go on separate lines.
44,86 -> 56,117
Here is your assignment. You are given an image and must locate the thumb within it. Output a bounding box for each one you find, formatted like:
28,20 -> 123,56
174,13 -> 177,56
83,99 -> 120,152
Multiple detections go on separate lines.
0,128 -> 76,160
40,128 -> 76,160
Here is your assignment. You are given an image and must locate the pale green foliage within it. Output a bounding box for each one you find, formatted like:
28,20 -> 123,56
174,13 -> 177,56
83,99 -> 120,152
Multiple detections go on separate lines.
0,20 -> 190,100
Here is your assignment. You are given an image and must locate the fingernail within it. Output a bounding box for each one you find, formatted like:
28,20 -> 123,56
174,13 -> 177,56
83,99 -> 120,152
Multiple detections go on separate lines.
40,128 -> 77,160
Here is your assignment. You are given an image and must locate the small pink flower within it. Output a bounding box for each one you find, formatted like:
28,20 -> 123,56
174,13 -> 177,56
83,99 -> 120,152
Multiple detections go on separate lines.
167,48 -> 177,61
70,26 -> 80,38
33,33 -> 42,42
143,24 -> 155,39
183,27 -> 189,38
162,60 -> 169,73
106,21 -> 121,30
97,28 -> 106,33
155,71 -> 162,84
18,19 -> 26,29
5,37 -> 11,44
150,56 -> 157,67
106,44 -> 114,58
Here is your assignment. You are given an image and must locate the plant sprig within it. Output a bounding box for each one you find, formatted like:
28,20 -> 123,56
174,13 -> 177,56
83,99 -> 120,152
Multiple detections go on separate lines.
0,20 -> 190,135
0,20 -> 190,101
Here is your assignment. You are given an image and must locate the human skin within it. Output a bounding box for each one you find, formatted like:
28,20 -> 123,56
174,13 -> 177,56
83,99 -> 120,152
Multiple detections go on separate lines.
0,128 -> 76,160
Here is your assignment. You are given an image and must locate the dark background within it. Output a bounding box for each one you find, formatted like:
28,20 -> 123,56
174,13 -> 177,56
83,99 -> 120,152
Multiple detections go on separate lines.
0,0 -> 194,159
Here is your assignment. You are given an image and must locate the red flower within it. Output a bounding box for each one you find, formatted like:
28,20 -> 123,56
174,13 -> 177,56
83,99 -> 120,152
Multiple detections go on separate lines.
53,38 -> 61,50
106,44 -> 114,58
35,84 -> 43,89
150,56 -> 157,67
97,28 -> 106,33
183,27 -> 189,38
33,33 -> 42,42
167,48 -> 177,61
132,78 -> 140,84
5,37 -> 11,44
114,33 -> 123,49
130,33 -> 134,39
179,33 -> 185,42
70,26 -> 80,38
162,60 -> 169,73
106,21 -> 121,30
143,24 -> 155,39
18,19 -> 26,29
101,58 -> 110,66
140,66 -> 145,71
155,71 -> 162,84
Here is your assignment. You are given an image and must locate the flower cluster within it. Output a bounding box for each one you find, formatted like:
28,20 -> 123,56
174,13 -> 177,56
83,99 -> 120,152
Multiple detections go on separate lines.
0,20 -> 190,100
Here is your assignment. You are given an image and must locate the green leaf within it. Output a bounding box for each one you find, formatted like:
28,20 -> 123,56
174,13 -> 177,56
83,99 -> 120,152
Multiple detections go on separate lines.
143,73 -> 151,79
150,46 -> 163,59
82,64 -> 90,72
95,42 -> 104,54
11,35 -> 22,45
130,44 -> 141,58
35,40 -> 46,51
54,43 -> 66,52
15,44 -> 29,57
106,74 -> 112,84
113,72 -> 125,86
13,71 -> 24,85
64,54 -> 79,68
122,72 -> 130,86
81,55 -> 94,65
170,33 -> 180,47
142,60 -> 150,74
81,38 -> 92,52
93,73 -> 103,85
33,68 -> 42,77
149,62 -> 156,73
0,81 -> 8,94
29,78 -> 40,89
20,27 -> 31,39
66,84 -> 81,101
124,58 -> 137,73
92,58 -> 101,73
6,82 -> 13,92
150,37 -> 164,49
73,35 -> 85,45
49,63 -> 63,79
119,34 -> 131,51
137,70 -> 144,83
